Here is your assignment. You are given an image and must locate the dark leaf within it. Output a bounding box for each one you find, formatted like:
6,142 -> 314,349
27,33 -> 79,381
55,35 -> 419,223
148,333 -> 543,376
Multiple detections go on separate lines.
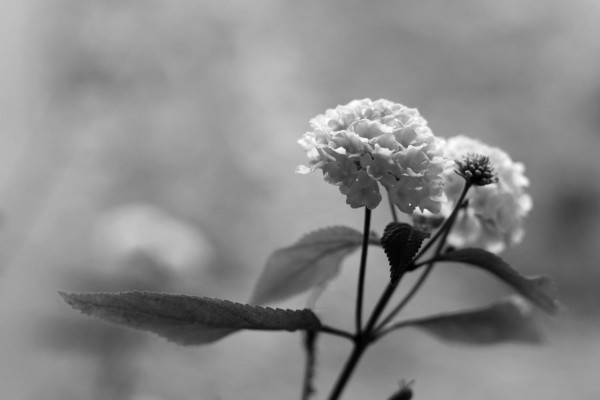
406,296 -> 544,345
60,291 -> 321,346
380,222 -> 430,286
435,248 -> 559,314
250,226 -> 379,305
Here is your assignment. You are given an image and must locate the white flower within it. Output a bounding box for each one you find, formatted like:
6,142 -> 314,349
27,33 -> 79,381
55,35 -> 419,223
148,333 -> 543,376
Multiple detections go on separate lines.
297,99 -> 447,213
432,135 -> 532,253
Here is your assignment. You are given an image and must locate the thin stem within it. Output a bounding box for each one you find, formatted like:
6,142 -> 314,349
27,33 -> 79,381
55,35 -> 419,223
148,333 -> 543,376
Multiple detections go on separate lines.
364,282 -> 396,333
373,317 -> 421,341
328,184 -> 471,399
320,325 -> 354,341
327,282 -> 398,400
413,182 -> 472,262
374,263 -> 434,332
375,182 -> 472,332
327,339 -> 368,400
388,193 -> 399,223
301,330 -> 318,400
355,207 -> 372,333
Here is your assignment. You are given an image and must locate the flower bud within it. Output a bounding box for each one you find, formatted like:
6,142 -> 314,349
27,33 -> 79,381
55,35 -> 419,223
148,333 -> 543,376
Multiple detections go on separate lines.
455,153 -> 499,186
414,135 -> 532,253
388,379 -> 414,400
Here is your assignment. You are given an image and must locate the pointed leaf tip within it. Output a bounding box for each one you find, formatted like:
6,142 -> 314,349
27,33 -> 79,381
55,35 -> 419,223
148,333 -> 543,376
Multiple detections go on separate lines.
381,222 -> 430,285
60,291 -> 321,346
250,226 -> 373,305
407,296 -> 544,345
436,248 -> 559,315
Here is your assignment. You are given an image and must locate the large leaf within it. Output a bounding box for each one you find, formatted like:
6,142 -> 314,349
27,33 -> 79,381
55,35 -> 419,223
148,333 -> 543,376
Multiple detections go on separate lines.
250,226 -> 379,305
380,222 -> 430,286
435,248 -> 559,315
60,291 -> 321,345
405,297 -> 544,345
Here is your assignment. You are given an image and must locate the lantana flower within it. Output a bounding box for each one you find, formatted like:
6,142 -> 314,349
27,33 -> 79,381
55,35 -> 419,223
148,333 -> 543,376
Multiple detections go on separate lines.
417,135 -> 532,253
296,99 -> 447,213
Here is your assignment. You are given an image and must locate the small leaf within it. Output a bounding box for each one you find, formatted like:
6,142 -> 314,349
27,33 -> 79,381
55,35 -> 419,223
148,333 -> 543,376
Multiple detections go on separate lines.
407,296 -> 544,345
380,222 -> 430,286
250,226 -> 379,305
60,291 -> 321,345
435,248 -> 559,315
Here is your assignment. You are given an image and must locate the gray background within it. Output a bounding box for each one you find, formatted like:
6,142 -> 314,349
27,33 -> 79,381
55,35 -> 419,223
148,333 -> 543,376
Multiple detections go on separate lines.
0,1 -> 599,399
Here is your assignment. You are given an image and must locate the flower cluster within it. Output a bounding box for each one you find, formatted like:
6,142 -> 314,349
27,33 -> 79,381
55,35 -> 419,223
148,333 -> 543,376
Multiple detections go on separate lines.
433,135 -> 532,253
296,99 -> 447,213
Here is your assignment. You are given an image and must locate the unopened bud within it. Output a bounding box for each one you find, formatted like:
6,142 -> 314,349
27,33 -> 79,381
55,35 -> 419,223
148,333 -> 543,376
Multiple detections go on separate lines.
388,379 -> 414,400
455,153 -> 498,186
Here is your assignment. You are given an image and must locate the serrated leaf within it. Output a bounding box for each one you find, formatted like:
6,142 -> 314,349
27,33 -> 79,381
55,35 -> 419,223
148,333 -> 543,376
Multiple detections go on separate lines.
380,222 -> 430,286
435,248 -> 559,315
408,297 -> 544,345
60,291 -> 321,345
250,226 -> 379,305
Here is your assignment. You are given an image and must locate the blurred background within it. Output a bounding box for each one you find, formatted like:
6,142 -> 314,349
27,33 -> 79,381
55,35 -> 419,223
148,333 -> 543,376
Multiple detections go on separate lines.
1,1 -> 599,399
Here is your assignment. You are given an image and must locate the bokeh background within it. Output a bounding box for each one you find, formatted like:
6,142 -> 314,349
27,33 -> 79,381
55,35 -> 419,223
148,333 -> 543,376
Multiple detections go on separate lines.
1,1 -> 599,399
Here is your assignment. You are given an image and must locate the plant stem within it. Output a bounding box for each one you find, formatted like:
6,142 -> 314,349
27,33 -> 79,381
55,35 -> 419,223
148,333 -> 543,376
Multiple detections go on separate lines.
355,207 -> 372,333
374,263 -> 434,332
388,194 -> 399,223
375,182 -> 472,332
373,316 -> 422,340
413,182 -> 472,262
327,282 -> 397,400
327,338 -> 368,400
329,183 -> 471,399
301,330 -> 318,400
320,325 -> 354,341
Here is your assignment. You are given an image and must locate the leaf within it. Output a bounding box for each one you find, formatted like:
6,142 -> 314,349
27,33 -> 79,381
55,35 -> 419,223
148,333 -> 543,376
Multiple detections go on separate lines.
60,291 -> 321,346
250,226 -> 379,305
406,296 -> 544,345
380,222 -> 430,286
435,248 -> 559,315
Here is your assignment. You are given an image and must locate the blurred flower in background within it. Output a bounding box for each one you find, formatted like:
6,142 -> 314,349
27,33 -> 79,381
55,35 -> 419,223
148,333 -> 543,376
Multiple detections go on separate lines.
415,135 -> 532,253
93,203 -> 215,277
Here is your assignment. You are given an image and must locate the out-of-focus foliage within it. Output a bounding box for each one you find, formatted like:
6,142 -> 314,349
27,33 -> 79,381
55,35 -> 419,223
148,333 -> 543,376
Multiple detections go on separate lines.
250,226 -> 374,305
394,296 -> 544,345
436,248 -> 558,314
1,0 -> 600,399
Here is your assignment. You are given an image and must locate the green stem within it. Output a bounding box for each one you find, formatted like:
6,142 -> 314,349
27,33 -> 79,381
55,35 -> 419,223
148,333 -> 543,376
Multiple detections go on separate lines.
355,207 -> 372,333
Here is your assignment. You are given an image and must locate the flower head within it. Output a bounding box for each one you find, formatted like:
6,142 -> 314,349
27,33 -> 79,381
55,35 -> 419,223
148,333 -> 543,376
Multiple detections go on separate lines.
297,99 -> 447,213
455,153 -> 499,186
421,135 -> 532,253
